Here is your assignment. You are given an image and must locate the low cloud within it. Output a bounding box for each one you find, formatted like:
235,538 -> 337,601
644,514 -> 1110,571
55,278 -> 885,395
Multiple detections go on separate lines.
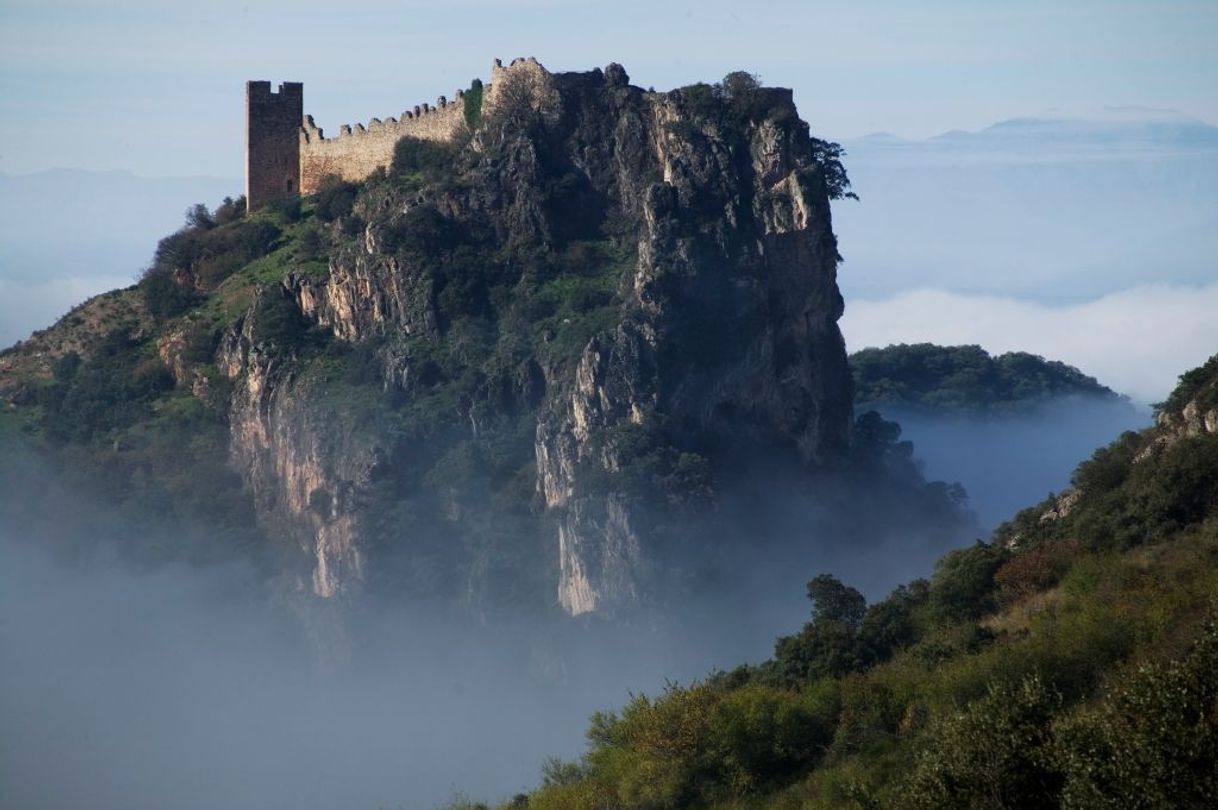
841,283 -> 1218,405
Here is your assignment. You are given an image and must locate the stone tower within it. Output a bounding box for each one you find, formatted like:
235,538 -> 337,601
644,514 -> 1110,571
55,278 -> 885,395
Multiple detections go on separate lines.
245,81 -> 303,211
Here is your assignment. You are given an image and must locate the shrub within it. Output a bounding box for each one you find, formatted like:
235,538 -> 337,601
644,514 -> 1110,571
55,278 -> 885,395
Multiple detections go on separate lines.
994,539 -> 1082,605
183,202 -> 214,229
313,178 -> 359,222
929,542 -> 1006,622
463,78 -> 484,129
264,194 -> 303,223
1053,621 -> 1218,808
248,288 -> 316,349
212,195 -> 246,225
904,675 -> 1063,809
141,268 -> 199,321
391,136 -> 456,183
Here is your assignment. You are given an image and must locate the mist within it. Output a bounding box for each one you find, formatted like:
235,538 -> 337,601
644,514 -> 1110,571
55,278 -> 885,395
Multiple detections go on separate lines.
879,397 -> 1150,530
0,528 -> 697,810
0,433 -> 988,810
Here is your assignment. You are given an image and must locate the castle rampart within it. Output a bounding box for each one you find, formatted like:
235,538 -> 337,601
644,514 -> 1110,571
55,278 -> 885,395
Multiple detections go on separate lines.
246,60 -> 551,210
298,90 -> 468,194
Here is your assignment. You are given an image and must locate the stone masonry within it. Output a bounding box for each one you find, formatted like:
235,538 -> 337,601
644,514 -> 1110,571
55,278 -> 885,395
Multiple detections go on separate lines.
245,59 -> 553,211
245,81 -> 303,211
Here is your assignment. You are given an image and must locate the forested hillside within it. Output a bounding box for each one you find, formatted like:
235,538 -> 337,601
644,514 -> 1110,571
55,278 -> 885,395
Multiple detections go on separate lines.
494,354 -> 1218,809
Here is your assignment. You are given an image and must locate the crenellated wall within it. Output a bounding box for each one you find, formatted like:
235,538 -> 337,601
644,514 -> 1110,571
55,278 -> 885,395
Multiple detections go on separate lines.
298,89 -> 470,194
245,59 -> 554,208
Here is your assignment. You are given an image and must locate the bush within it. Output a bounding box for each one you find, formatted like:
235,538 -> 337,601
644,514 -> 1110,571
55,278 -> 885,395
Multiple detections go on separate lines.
264,194 -> 303,223
1053,621 -> 1218,808
463,78 -> 484,129
929,542 -> 1006,622
141,268 -> 199,321
391,136 -> 456,183
248,288 -> 316,349
313,178 -> 359,222
148,217 -> 281,291
212,195 -> 246,225
183,202 -> 214,230
904,675 -> 1063,809
994,539 -> 1081,605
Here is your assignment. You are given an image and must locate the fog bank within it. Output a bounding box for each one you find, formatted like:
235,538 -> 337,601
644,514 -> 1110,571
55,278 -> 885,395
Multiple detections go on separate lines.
841,283 -> 1218,405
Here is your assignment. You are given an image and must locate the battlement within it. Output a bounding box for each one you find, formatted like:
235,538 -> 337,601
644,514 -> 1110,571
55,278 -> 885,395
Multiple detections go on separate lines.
299,86 -> 470,145
245,60 -> 553,208
247,81 -> 303,102
297,84 -> 472,194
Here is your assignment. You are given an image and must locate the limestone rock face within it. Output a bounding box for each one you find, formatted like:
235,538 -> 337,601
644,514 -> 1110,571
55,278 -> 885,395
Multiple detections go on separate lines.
220,288 -> 380,598
221,61 -> 855,612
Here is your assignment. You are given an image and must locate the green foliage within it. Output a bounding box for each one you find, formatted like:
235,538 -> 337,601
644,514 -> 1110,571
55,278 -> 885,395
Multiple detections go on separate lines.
145,211 -> 281,291
1054,621 -> 1218,808
141,267 -> 200,321
464,78 -> 484,129
247,288 -> 319,350
809,138 -> 859,201
850,343 -> 1119,415
547,680 -> 839,808
807,574 -> 867,626
1052,433 -> 1218,550
212,195 -> 246,225
312,177 -> 359,222
928,542 -> 1007,622
39,330 -> 174,443
263,194 -> 303,223
1159,351 -> 1218,415
904,675 -> 1063,809
391,136 -> 458,187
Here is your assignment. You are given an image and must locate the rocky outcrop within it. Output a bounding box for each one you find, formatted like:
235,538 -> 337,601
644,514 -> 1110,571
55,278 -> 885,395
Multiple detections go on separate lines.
220,288 -> 381,597
219,60 -> 855,612
1137,393 -> 1218,462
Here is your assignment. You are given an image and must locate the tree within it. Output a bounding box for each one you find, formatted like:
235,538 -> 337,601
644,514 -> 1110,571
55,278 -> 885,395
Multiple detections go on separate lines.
183,202 -> 214,230
807,573 -> 866,627
810,138 -> 858,201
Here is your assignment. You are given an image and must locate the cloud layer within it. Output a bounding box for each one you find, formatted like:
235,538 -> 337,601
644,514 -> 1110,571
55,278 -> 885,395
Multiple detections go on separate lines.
841,282 -> 1218,405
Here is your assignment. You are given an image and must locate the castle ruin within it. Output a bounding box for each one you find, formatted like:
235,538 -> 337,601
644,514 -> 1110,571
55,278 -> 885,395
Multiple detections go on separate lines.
244,58 -> 552,211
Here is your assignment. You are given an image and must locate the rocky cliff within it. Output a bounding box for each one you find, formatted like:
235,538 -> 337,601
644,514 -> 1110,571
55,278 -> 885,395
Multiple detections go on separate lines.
216,60 -> 858,613
4,61 -> 956,617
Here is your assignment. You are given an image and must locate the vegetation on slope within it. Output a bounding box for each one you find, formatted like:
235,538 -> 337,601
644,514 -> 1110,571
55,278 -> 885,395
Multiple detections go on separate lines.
473,356 -> 1218,809
850,343 -> 1124,416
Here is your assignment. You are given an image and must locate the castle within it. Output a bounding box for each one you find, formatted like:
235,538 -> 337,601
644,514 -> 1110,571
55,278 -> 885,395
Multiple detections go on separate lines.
244,58 -> 549,211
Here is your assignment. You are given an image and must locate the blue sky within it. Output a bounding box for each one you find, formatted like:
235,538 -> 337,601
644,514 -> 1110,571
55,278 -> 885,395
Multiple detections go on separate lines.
1,0 -> 1216,177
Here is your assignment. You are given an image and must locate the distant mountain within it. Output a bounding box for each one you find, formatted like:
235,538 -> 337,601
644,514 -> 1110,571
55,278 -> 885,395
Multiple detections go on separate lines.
833,109 -> 1218,302
928,108 -> 1218,151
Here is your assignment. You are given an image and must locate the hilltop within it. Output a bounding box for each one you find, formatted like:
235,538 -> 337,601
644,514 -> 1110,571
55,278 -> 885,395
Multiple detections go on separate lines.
850,343 -> 1128,416
0,62 -> 971,618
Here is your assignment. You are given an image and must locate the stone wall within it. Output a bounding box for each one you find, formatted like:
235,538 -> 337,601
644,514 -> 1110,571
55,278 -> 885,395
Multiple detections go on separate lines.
246,59 -> 556,205
246,81 -> 303,210
298,92 -> 469,194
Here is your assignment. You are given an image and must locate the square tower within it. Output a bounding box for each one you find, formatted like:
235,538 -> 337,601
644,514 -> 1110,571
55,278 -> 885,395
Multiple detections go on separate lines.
245,81 -> 303,211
